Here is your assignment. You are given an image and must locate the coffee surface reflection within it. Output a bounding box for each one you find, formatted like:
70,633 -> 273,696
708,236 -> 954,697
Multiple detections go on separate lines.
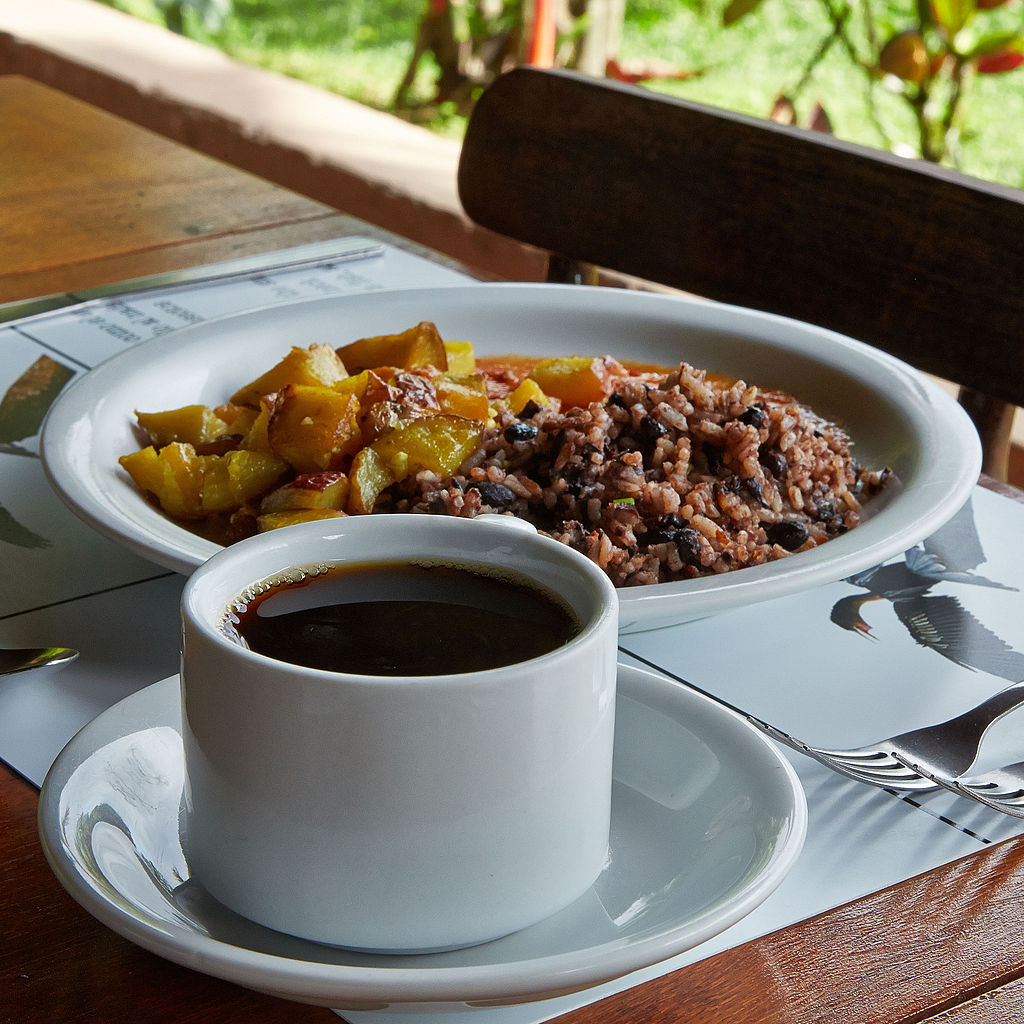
229,560 -> 581,675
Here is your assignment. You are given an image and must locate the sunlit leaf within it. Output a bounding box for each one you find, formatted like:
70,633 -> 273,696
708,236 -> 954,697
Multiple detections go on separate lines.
723,0 -> 764,27
0,356 -> 75,445
931,0 -> 977,37
963,31 -> 1024,58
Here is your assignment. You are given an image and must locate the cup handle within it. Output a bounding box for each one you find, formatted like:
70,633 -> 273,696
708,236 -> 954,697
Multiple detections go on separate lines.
474,513 -> 538,536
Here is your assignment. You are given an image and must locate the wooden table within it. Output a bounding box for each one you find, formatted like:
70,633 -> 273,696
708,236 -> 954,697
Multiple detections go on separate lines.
4,72 -> 1024,1024
0,74 -> 447,306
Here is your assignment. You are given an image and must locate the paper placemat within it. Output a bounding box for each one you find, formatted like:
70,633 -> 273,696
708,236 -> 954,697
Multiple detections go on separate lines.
2,237 -> 1022,1023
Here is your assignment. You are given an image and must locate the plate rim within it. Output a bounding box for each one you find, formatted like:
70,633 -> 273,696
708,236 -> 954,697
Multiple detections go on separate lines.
38,663 -> 807,1008
40,282 -> 981,630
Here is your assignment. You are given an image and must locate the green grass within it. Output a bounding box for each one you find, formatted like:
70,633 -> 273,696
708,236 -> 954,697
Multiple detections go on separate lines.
103,0 -> 1024,187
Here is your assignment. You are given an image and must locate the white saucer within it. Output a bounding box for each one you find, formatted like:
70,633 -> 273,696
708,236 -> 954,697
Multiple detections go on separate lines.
38,665 -> 806,1014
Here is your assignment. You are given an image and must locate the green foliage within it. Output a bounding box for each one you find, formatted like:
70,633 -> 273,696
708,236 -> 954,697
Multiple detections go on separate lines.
618,0 -> 1024,186
99,0 -> 1024,186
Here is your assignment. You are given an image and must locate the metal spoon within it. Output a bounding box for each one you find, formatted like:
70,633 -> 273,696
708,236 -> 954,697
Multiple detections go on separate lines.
0,647 -> 79,676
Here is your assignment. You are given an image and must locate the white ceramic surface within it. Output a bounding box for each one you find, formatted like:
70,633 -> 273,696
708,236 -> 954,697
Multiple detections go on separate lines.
40,283 -> 981,632
180,514 -> 618,951
39,665 -> 807,1012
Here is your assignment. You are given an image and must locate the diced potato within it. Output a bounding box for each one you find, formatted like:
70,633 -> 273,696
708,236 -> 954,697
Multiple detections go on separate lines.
240,404 -> 273,454
336,322 -> 448,373
528,356 -> 621,408
119,443 -> 204,519
232,451 -> 293,497
357,373 -> 441,444
360,402 -> 412,445
230,344 -> 349,407
199,450 -> 290,512
371,415 -> 484,479
266,385 -> 362,473
120,443 -> 286,519
388,372 -> 441,411
135,405 -> 230,448
435,374 -> 489,421
260,472 -> 350,513
504,377 -> 550,415
199,450 -> 291,514
214,403 -> 260,437
347,446 -> 394,515
333,368 -> 378,401
443,340 -> 476,375
257,508 -> 346,533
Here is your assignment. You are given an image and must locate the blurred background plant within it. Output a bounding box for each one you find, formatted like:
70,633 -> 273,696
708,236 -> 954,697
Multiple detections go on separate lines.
101,0 -> 1024,185
153,0 -> 232,33
726,0 -> 1024,168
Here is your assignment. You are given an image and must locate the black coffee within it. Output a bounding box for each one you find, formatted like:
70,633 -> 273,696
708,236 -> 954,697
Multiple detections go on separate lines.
227,560 -> 581,676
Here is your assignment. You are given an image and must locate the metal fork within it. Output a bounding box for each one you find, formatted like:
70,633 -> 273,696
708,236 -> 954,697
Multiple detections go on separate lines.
918,761 -> 1024,818
624,655 -> 1024,794
812,680 -> 1024,793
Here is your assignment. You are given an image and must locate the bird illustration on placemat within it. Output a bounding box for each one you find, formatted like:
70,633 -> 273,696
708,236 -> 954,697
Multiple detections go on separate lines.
0,354 -> 75,458
0,355 -> 76,549
831,499 -> 1024,678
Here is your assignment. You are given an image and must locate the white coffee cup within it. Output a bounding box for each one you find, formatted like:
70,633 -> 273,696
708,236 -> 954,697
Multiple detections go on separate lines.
179,514 -> 618,952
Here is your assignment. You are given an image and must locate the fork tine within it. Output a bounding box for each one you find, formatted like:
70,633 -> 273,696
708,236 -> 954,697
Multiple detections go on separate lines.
888,755 -> 1024,817
747,719 -> 936,790
815,747 -> 898,763
953,762 -> 1024,816
816,747 -> 930,779
630,667 -> 940,793
804,749 -> 938,791
953,788 -> 1024,817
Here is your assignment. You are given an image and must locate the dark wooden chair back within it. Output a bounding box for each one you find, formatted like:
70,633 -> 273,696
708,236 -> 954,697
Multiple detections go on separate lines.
457,66 -> 1024,478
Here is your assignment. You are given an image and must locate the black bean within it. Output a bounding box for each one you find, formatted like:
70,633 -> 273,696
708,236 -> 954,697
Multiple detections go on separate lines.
815,498 -> 839,525
642,513 -> 684,547
738,404 -> 766,429
764,519 -> 810,551
636,414 -> 668,444
675,527 -> 704,565
518,400 -> 542,419
562,473 -> 583,497
745,476 -> 767,505
606,391 -> 628,408
468,482 -> 517,508
503,422 -> 538,443
760,450 -> 789,479
702,442 -> 723,475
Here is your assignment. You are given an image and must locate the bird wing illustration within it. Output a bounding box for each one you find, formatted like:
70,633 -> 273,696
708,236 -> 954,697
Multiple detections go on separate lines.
0,355 -> 75,445
892,594 -> 1024,680
0,504 -> 51,549
917,498 -> 988,575
904,545 -> 1016,591
844,565 -> 884,590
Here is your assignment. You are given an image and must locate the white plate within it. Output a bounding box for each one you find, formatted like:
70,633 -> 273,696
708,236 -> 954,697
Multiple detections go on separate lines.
40,283 -> 980,631
38,665 -> 806,1013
